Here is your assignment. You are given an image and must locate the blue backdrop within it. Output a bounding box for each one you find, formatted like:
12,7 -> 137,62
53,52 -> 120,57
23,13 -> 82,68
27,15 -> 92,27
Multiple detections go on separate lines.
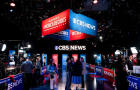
95,54 -> 102,65
80,54 -> 86,62
69,9 -> 97,36
42,54 -> 47,67
62,54 -> 68,70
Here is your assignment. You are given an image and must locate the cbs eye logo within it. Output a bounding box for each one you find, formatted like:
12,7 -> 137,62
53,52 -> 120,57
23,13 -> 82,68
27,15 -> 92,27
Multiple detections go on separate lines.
55,46 -> 58,50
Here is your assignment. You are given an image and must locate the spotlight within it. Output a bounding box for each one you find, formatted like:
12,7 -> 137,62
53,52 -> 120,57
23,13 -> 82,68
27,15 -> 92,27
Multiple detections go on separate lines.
10,9 -> 13,12
93,0 -> 98,4
93,54 -> 97,58
99,36 -> 103,40
99,36 -> 103,42
10,2 -> 16,7
2,44 -> 6,51
27,44 -> 31,48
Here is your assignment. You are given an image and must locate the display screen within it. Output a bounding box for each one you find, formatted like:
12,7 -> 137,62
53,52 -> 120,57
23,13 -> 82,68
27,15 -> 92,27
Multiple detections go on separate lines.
42,54 -> 47,66
42,9 -> 69,37
41,9 -> 97,41
69,9 -> 97,36
52,54 -> 58,69
72,54 -> 78,62
80,54 -> 86,62
62,54 -> 68,70
9,50 -> 16,65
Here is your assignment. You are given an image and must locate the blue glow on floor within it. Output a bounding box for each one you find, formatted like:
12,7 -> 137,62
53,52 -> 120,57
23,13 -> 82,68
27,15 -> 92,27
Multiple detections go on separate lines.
88,73 -> 96,75
96,78 -> 108,81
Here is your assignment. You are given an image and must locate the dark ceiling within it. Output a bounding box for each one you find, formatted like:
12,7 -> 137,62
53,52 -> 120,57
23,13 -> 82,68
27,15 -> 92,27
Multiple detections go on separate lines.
0,0 -> 140,54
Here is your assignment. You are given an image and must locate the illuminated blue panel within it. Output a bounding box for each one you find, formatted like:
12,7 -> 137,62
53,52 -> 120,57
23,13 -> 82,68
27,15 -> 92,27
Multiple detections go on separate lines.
69,9 -> 97,36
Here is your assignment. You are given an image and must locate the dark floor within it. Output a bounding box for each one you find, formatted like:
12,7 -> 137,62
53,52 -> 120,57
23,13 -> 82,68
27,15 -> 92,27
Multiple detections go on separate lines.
31,71 -> 115,90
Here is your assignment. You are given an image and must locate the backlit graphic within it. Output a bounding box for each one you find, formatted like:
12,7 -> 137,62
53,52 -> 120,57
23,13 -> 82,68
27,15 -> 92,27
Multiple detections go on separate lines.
42,9 -> 69,36
62,54 -> 68,70
52,54 -> 58,69
42,54 -> 47,66
80,54 -> 86,62
42,9 -> 97,40
72,54 -> 78,62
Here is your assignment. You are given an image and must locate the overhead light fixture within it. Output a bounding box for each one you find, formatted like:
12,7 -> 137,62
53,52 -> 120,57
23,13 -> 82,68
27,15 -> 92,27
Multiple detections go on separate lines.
2,44 -> 6,51
27,44 -> 31,48
99,36 -> 103,42
10,2 -> 16,7
10,9 -> 13,12
99,36 -> 103,40
93,0 -> 98,4
93,54 -> 97,58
